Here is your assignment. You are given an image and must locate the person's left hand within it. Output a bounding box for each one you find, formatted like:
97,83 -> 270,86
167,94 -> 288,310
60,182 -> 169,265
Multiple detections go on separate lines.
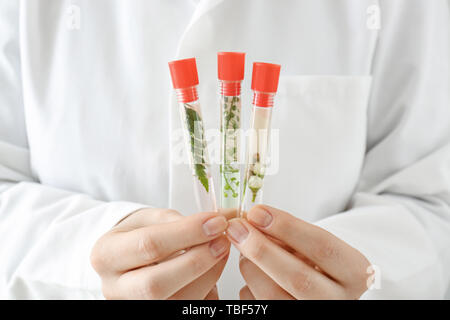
226,205 -> 372,300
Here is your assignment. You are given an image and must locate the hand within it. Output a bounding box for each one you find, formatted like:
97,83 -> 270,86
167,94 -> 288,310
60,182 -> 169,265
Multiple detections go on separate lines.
91,208 -> 231,299
226,205 -> 371,300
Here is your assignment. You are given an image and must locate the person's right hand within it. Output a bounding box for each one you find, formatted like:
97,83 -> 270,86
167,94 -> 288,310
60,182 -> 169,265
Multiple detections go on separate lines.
90,208 -> 231,299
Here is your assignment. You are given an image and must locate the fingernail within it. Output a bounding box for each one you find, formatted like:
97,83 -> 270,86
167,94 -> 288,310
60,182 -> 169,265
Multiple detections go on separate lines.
248,207 -> 272,227
209,237 -> 229,257
203,216 -> 228,237
226,219 -> 249,244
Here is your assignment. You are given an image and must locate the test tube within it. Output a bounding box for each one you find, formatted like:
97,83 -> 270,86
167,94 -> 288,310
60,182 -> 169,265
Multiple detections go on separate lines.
218,52 -> 245,211
168,58 -> 217,212
239,62 -> 281,217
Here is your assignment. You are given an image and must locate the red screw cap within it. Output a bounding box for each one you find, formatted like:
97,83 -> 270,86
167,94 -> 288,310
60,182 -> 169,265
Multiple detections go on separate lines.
168,58 -> 199,89
251,62 -> 281,93
218,52 -> 245,81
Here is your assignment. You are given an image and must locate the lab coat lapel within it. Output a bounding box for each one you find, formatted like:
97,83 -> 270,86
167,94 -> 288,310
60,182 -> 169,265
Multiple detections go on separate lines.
176,0 -> 226,57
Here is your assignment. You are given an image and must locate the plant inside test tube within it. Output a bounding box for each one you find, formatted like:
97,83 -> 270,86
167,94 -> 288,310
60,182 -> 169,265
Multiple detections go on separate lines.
243,151 -> 267,203
183,103 -> 209,193
220,96 -> 240,199
169,57 -> 218,212
246,153 -> 266,202
242,106 -> 272,205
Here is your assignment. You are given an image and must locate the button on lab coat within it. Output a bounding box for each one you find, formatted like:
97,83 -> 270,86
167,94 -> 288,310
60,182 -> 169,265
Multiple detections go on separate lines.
0,0 -> 449,299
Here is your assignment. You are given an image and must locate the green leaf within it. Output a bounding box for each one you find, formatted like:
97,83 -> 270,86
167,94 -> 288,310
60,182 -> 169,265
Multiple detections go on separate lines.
195,163 -> 209,193
185,105 -> 209,193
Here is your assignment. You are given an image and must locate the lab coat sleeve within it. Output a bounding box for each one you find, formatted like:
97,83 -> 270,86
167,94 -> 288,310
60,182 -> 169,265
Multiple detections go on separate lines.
0,2 -> 146,299
316,0 -> 450,299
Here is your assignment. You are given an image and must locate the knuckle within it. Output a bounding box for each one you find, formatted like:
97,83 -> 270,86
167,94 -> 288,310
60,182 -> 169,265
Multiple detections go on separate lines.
186,252 -> 207,274
90,237 -> 109,272
138,234 -> 162,263
312,238 -> 339,262
290,270 -> 312,296
140,276 -> 163,299
344,255 -> 372,296
238,257 -> 252,274
358,268 -> 371,287
250,204 -> 268,215
276,218 -> 295,238
246,241 -> 267,262
351,266 -> 371,293
158,209 -> 183,223
101,283 -> 116,300
90,249 -> 102,272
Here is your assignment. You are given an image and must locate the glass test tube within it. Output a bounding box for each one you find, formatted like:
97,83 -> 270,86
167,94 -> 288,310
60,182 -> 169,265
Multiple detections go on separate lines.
218,52 -> 245,211
239,62 -> 281,217
169,58 -> 217,212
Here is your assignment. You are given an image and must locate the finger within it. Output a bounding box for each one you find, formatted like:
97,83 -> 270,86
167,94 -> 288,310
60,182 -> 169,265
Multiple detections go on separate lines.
240,256 -> 294,300
218,208 -> 238,220
266,235 -> 318,269
98,211 -> 229,272
247,205 -> 370,285
226,219 -> 344,299
169,255 -> 229,300
205,285 -> 219,300
239,286 -> 255,300
117,236 -> 230,299
113,208 -> 183,231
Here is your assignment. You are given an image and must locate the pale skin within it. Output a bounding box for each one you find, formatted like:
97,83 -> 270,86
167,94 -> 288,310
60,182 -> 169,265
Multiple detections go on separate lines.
91,206 -> 371,300
231,205 -> 372,300
90,208 -> 232,299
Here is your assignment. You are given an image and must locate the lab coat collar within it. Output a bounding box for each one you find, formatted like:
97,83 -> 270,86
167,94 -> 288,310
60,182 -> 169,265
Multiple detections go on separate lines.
190,0 -> 226,28
175,0 -> 226,57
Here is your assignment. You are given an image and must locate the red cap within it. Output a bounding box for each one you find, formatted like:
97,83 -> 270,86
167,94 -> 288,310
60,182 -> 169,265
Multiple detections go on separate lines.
168,58 -> 199,89
218,52 -> 245,81
251,62 -> 281,93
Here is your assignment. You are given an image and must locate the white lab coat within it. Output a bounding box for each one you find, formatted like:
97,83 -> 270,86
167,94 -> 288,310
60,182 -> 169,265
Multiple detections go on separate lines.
0,0 -> 449,299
